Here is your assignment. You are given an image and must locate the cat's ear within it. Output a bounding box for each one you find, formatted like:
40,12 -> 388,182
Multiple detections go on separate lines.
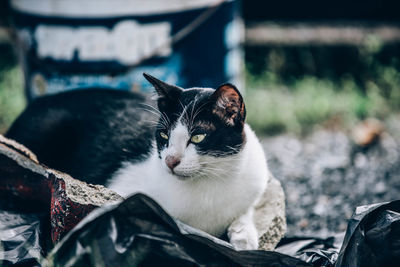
210,83 -> 246,126
143,73 -> 183,100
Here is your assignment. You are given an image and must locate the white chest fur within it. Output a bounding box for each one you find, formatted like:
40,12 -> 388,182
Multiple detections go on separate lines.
108,124 -> 269,237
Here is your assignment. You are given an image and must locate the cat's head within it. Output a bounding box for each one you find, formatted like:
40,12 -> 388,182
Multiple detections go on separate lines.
144,73 -> 246,180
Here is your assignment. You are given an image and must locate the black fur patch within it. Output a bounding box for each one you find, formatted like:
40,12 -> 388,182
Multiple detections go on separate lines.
6,75 -> 247,185
6,89 -> 156,185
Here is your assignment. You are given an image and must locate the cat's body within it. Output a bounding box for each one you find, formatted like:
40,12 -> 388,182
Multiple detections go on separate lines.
6,89 -> 156,185
110,123 -> 267,237
6,74 -> 269,249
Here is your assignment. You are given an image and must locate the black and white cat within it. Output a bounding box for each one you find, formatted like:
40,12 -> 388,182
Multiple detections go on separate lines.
6,74 -> 269,250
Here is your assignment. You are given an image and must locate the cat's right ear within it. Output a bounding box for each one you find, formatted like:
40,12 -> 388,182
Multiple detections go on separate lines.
143,73 -> 183,101
210,83 -> 246,127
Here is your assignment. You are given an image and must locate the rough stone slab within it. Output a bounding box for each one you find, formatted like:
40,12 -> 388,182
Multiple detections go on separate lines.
0,135 -> 122,243
255,172 -> 287,251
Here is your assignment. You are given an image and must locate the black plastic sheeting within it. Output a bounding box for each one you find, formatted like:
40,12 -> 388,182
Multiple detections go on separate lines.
2,194 -> 400,266
335,201 -> 400,267
275,235 -> 344,266
45,194 -> 308,267
0,197 -> 47,266
277,200 -> 400,267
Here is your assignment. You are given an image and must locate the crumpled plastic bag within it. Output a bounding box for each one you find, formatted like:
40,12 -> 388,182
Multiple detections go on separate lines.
275,235 -> 343,266
45,193 -> 309,267
276,200 -> 400,267
334,200 -> 400,267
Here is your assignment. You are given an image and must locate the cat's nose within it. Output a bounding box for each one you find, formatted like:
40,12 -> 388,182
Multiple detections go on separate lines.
165,155 -> 181,170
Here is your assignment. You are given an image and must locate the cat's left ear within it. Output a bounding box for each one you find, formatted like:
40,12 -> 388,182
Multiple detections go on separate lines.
210,83 -> 246,126
143,73 -> 183,101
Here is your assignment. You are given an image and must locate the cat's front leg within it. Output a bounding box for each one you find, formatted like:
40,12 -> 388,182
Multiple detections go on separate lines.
227,207 -> 258,250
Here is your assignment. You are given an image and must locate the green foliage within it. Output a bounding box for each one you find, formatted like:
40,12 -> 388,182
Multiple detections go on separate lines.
245,70 -> 396,136
0,66 -> 25,133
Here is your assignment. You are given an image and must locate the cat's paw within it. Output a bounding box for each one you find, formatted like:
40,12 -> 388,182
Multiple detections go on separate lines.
227,222 -> 259,250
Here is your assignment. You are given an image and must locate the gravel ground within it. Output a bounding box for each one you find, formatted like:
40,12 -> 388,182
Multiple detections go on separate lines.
262,128 -> 400,237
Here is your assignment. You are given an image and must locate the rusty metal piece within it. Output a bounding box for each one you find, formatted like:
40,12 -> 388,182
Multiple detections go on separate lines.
0,135 -> 122,243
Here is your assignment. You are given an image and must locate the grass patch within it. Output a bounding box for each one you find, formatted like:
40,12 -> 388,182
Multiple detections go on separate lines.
245,71 -> 395,136
0,66 -> 25,133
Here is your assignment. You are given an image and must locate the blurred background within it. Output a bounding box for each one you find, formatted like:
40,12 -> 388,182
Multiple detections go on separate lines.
1,0 -> 400,237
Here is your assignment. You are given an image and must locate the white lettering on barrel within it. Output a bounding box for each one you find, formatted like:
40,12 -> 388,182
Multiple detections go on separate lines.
34,20 -> 171,64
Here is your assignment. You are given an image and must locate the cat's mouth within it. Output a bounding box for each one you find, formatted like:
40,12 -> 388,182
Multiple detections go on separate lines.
171,170 -> 193,180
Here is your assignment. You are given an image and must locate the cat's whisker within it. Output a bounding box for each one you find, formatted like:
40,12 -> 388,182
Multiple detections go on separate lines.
189,97 -> 198,130
140,102 -> 171,127
145,121 -> 158,125
225,145 -> 242,153
162,111 -> 171,123
186,100 -> 210,134
137,106 -> 170,127
145,121 -> 169,130
140,108 -> 170,129
139,103 -> 163,116
200,165 -> 237,173
197,164 -> 235,175
200,171 -> 230,181
177,99 -> 192,126
198,161 -> 237,168
160,115 -> 170,128
139,102 -> 158,111
141,115 -> 168,129
137,107 -> 160,117
191,100 -> 209,125
199,155 -> 242,164
199,169 -> 226,177
198,165 -> 241,176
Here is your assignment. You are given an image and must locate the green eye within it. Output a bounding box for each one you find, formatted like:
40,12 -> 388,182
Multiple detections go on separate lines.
160,132 -> 169,140
191,134 -> 206,144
